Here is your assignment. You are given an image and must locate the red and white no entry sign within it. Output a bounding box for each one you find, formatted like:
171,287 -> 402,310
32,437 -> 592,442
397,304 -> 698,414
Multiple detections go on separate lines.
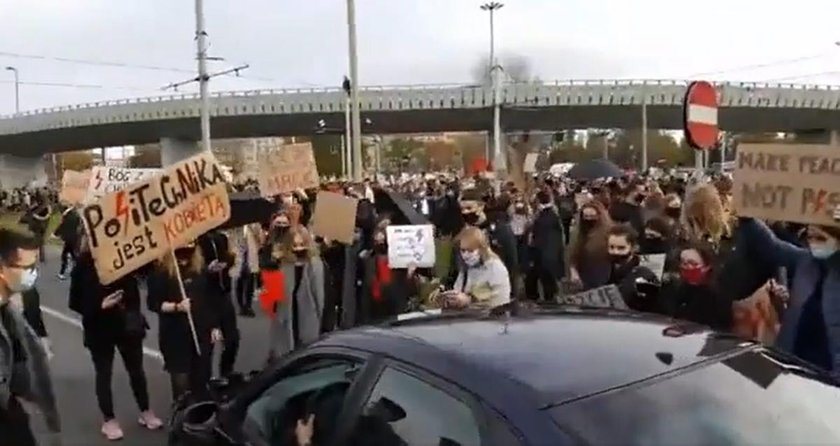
683,80 -> 719,150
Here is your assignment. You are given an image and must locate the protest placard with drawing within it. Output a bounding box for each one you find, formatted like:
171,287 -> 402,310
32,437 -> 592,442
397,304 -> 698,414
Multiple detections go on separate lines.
87,166 -> 161,201
80,152 -> 230,284
257,141 -> 320,197
386,225 -> 436,268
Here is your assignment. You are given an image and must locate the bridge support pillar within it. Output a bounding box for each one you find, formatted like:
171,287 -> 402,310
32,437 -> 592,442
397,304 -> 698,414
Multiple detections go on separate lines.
160,137 -> 202,166
0,154 -> 46,188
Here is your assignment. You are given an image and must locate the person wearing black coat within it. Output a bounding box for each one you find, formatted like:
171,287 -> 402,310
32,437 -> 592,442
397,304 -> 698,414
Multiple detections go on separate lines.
69,249 -> 161,440
359,229 -> 419,323
524,191 -> 566,301
196,230 -> 239,377
605,224 -> 662,313
54,205 -> 81,279
147,246 -> 224,403
661,242 -> 732,331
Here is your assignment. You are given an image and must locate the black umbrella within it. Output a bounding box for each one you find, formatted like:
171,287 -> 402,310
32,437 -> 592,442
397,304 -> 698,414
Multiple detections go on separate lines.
567,159 -> 624,181
373,189 -> 429,225
219,190 -> 278,230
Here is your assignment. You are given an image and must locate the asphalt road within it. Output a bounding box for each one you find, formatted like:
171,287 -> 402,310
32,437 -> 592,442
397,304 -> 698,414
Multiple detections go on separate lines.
30,246 -> 270,446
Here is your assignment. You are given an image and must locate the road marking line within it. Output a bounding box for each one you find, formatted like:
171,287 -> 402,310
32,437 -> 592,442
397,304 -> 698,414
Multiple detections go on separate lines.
39,305 -> 164,362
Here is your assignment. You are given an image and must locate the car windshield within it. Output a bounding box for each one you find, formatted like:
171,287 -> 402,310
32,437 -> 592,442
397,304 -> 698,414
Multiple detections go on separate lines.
551,350 -> 840,445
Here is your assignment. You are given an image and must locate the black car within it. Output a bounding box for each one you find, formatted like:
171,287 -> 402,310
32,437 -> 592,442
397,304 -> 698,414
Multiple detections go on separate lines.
172,308 -> 840,446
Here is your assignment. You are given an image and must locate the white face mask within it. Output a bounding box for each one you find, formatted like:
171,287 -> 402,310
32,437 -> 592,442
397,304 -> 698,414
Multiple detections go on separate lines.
5,268 -> 38,294
462,250 -> 481,267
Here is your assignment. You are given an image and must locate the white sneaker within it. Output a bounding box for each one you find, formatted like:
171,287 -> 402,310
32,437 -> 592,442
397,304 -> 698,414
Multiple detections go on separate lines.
101,419 -> 124,441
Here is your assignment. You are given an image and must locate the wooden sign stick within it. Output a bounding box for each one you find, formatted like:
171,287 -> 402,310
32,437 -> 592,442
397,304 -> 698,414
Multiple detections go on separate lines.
171,252 -> 202,355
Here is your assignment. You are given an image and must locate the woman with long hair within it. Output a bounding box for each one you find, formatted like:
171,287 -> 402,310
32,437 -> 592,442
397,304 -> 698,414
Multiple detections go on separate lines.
269,226 -> 326,359
568,200 -> 613,291
147,244 -> 223,404
443,227 -> 511,311
70,235 -> 162,440
680,184 -> 732,255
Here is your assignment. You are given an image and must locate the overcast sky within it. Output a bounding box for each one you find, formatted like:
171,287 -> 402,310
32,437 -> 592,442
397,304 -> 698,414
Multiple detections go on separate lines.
1,0 -> 839,115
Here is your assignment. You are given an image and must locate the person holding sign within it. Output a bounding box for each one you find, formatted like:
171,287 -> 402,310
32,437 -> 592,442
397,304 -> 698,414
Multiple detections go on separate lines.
443,227 -> 511,311
147,245 -> 224,404
359,228 -> 419,322
68,235 -> 162,441
737,217 -> 840,376
268,227 -> 326,359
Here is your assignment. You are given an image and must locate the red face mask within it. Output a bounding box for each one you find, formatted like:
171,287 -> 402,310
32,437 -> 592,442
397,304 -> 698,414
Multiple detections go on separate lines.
680,265 -> 710,285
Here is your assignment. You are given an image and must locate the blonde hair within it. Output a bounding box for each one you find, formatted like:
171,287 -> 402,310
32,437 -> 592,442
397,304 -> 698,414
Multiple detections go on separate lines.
456,226 -> 496,262
681,184 -> 730,243
279,225 -> 320,262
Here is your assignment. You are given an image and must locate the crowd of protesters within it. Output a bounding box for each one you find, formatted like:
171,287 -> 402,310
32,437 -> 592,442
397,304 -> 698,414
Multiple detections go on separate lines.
1,163 -> 839,445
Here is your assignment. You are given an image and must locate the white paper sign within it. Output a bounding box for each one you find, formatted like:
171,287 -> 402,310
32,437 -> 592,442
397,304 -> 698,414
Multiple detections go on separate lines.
640,254 -> 666,280
385,225 -> 436,269
87,167 -> 161,201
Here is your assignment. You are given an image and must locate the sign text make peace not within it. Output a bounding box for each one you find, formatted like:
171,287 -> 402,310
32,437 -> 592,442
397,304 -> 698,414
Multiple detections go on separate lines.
733,143 -> 840,226
82,152 -> 231,284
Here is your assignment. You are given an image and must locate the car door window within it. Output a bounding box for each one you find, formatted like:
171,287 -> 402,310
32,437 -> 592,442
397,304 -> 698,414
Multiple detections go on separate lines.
352,367 -> 481,446
244,358 -> 360,445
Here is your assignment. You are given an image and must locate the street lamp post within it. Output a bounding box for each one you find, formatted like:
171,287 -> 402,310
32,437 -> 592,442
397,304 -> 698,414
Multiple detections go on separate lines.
4,66 -> 19,114
480,2 -> 504,175
346,0 -> 363,182
194,0 -> 211,153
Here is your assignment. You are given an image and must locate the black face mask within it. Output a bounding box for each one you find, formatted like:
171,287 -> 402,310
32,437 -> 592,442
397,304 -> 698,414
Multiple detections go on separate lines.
175,248 -> 194,262
374,244 -> 388,254
462,212 -> 480,226
580,219 -> 597,232
514,205 -> 527,214
609,253 -> 631,266
293,249 -> 308,259
641,236 -> 668,254
274,225 -> 290,239
665,207 -> 681,219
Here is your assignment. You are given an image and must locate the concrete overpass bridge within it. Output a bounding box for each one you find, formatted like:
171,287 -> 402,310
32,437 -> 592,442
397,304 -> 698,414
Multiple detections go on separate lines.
1,79 -> 840,186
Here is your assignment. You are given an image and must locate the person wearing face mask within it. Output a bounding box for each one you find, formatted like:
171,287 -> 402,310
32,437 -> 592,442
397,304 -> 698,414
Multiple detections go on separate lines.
197,230 -> 239,378
662,193 -> 683,227
524,190 -> 566,301
233,223 -> 263,317
661,242 -> 731,331
510,197 -> 531,275
605,224 -> 661,312
269,227 -> 326,358
736,217 -> 840,375
609,183 -> 646,236
0,228 -> 60,446
444,227 -> 511,311
446,188 -> 518,297
360,229 -> 418,322
147,244 -> 223,404
568,201 -> 613,291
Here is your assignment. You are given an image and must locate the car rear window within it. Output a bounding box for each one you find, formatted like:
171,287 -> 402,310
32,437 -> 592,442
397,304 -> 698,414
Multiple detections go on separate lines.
550,350 -> 840,445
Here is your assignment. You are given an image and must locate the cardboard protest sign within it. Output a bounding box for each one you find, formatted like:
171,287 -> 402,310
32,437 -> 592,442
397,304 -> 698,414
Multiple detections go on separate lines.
81,152 -> 230,284
59,169 -> 92,205
733,143 -> 840,226
640,254 -> 666,280
258,142 -> 320,197
523,153 -> 539,173
385,225 -> 436,268
87,167 -> 161,201
311,191 -> 357,244
559,284 -> 628,310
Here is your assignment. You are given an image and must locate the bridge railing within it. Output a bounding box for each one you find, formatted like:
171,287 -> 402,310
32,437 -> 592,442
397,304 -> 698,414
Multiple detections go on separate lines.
1,79 -> 837,119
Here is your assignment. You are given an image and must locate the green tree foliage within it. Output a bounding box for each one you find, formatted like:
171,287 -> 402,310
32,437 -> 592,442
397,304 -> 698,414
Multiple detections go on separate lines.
60,150 -> 95,171
128,144 -> 161,168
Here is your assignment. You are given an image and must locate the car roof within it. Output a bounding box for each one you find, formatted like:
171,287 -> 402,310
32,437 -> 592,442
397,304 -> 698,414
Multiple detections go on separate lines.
317,309 -> 752,407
